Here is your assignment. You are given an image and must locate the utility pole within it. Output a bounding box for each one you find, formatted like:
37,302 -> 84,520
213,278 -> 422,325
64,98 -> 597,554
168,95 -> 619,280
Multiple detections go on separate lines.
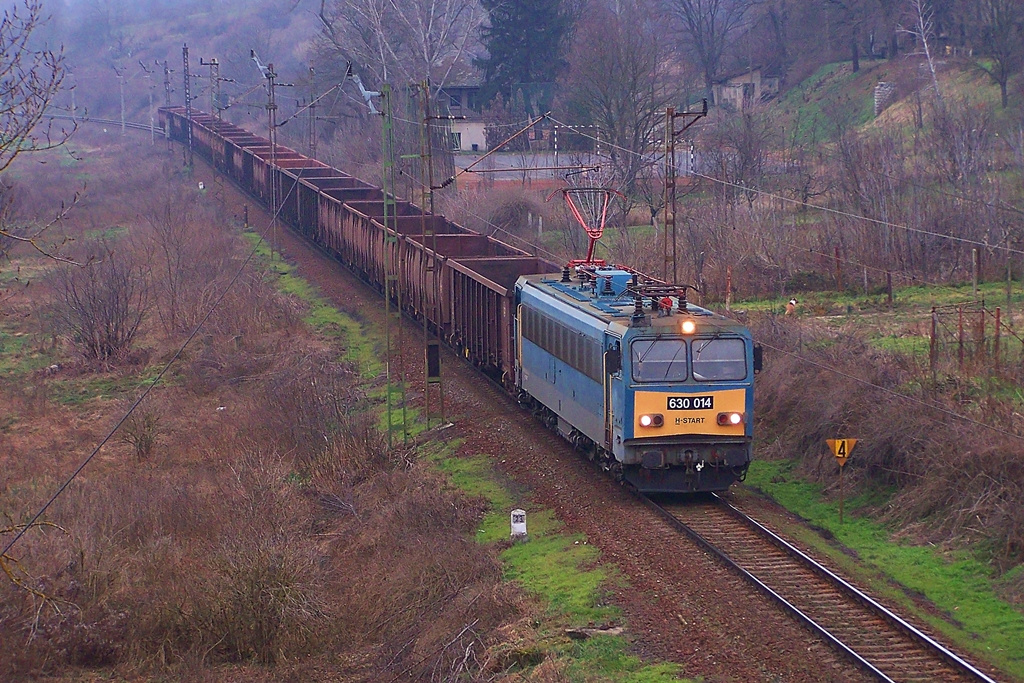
139,61 -> 155,144
199,57 -> 219,117
379,83 -> 408,447
308,65 -> 317,159
182,43 -> 193,168
161,60 -> 173,106
252,50 -> 293,258
199,57 -> 234,120
114,65 -> 126,136
663,100 -> 707,284
418,81 -> 447,428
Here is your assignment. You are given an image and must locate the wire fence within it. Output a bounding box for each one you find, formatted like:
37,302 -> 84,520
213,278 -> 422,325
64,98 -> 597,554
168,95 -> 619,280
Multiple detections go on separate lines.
928,301 -> 1024,380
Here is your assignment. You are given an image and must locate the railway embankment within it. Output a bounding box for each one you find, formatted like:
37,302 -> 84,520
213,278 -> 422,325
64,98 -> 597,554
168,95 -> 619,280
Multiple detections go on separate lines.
745,308 -> 1024,679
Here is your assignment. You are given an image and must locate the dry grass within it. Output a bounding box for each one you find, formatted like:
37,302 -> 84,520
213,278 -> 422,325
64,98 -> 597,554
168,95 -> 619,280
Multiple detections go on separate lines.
753,313 -> 1024,565
0,135 -> 519,680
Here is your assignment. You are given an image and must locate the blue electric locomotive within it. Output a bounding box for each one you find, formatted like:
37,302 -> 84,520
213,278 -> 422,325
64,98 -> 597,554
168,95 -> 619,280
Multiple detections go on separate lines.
515,265 -> 761,494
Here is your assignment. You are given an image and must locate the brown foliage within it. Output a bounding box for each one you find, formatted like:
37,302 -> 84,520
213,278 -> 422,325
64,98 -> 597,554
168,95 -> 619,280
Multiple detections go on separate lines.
48,242 -> 151,361
1,331 -> 517,679
752,314 -> 1024,564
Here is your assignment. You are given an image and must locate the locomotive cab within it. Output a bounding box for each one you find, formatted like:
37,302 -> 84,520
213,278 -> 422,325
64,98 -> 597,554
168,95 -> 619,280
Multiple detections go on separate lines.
614,310 -> 755,493
515,268 -> 757,494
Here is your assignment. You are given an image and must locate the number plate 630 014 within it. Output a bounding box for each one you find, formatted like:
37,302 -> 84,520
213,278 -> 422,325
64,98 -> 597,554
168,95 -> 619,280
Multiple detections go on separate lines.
667,395 -> 714,410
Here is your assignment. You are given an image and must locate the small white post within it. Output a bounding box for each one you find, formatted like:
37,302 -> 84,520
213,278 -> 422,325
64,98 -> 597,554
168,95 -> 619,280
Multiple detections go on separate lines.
510,508 -> 528,543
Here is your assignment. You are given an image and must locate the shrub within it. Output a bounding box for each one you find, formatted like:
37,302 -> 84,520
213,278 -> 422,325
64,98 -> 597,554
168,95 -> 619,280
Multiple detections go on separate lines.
49,242 -> 150,361
119,409 -> 159,460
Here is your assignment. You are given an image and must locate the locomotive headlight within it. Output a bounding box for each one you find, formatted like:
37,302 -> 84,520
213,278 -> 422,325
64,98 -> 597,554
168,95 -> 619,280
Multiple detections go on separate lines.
639,414 -> 664,428
680,319 -> 696,335
717,412 -> 744,426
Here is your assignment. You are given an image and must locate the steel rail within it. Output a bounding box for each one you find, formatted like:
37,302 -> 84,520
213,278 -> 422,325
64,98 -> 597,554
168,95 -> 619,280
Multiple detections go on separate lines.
709,493 -> 1000,683
639,494 -> 896,681
640,494 -> 1000,683
44,113 -> 155,133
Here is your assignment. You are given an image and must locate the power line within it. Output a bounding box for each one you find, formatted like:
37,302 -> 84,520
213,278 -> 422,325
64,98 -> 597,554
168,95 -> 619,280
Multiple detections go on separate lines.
761,341 -> 1024,443
1,149 -> 307,562
545,114 -> 1024,259
693,171 -> 1024,257
812,144 -> 1024,218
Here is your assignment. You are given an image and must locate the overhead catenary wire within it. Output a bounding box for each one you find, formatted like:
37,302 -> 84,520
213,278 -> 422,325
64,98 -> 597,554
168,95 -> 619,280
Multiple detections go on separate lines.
762,341 -> 1024,444
545,114 -> 1024,259
810,143 -> 1024,218
692,171 -> 1024,257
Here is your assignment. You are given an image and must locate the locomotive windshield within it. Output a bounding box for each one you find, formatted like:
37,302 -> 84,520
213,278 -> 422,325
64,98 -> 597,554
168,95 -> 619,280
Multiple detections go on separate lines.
692,338 -> 747,381
631,339 -> 688,382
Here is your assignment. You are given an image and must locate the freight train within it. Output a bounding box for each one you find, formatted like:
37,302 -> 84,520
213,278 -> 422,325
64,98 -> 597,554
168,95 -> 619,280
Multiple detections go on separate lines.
158,107 -> 760,493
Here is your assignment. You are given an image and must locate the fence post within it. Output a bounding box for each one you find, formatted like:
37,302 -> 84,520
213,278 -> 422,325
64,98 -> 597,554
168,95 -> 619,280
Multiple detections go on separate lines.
929,307 -> 938,374
887,271 -> 893,307
958,305 -> 964,370
995,307 -> 1001,371
835,246 -> 843,292
1007,254 -> 1012,314
977,306 -> 985,361
972,248 -> 979,298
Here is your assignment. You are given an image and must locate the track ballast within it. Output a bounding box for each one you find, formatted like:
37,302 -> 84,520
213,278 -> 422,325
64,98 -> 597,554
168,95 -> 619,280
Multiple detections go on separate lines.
645,495 -> 1001,683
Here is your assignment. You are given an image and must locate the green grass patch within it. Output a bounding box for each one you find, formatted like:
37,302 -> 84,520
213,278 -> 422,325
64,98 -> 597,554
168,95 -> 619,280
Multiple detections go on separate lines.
242,230 -> 382,377
566,638 -> 683,682
745,460 -> 1024,678
869,334 -> 930,356
429,448 -> 689,681
736,278 -> 1024,318
0,330 -> 56,377
84,225 -> 129,241
373,383 -> 425,442
50,367 -> 163,406
776,61 -> 879,142
500,531 -> 611,624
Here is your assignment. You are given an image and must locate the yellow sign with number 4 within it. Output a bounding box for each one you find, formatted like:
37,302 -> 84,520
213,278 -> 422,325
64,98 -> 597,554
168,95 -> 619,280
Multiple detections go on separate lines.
827,439 -> 857,467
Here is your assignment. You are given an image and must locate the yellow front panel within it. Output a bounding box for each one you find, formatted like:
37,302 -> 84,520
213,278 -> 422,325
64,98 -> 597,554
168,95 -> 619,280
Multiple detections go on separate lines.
633,389 -> 747,437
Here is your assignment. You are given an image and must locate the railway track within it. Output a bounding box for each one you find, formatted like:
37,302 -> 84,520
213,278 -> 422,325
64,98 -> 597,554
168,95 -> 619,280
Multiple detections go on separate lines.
45,112 -> 158,134
647,495 -> 1000,682
450,352 -> 1003,681
159,113 -> 1006,681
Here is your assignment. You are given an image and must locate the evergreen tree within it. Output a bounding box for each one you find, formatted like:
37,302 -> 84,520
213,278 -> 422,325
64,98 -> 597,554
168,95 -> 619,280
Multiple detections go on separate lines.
475,0 -> 575,108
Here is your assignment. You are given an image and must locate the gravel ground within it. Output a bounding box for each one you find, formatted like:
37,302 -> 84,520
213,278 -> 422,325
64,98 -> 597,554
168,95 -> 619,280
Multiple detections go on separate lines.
202,162 -> 875,683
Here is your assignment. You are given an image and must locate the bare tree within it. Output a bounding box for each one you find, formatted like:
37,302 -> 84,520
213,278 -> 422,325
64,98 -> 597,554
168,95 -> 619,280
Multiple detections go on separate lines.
825,0 -> 872,72
0,1 -> 70,173
701,107 -> 776,207
561,0 -> 679,234
900,0 -> 942,101
0,179 -> 22,263
0,0 -> 74,262
135,178 -> 239,334
50,244 -> 150,361
965,0 -> 1023,108
315,0 -> 482,89
662,0 -> 755,101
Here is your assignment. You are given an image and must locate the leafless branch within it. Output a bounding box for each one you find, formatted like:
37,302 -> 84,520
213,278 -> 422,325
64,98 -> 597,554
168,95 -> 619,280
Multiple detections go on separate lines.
1,521 -> 70,601
0,187 -> 84,265
0,0 -> 74,174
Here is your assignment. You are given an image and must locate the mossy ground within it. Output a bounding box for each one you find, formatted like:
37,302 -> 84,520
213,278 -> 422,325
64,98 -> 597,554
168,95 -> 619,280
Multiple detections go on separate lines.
745,460 -> 1024,678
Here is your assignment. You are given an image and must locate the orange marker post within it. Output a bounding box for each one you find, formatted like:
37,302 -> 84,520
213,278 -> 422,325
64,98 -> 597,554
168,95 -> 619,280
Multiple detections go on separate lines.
827,439 -> 857,523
